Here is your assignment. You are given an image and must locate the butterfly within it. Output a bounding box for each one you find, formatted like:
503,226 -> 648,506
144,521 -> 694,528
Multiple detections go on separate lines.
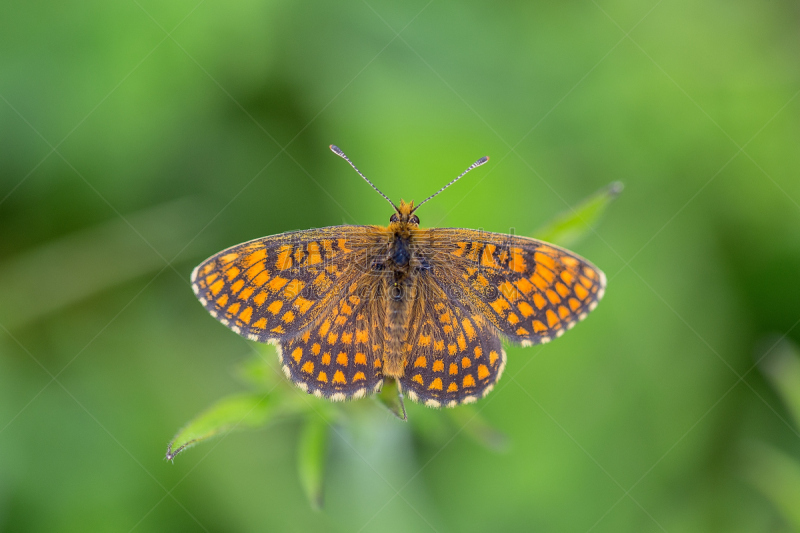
192,145 -> 605,410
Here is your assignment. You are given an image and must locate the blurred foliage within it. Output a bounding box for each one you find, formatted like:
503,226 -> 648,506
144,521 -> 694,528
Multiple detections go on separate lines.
297,414 -> 330,511
743,339 -> 800,531
2,0 -> 800,531
758,338 -> 800,430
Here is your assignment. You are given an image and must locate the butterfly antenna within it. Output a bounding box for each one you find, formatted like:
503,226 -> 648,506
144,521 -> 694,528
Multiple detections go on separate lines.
330,145 -> 398,212
414,155 -> 489,210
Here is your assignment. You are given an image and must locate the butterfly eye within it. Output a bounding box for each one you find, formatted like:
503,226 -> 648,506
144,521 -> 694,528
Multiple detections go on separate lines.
390,213 -> 399,223
409,215 -> 420,225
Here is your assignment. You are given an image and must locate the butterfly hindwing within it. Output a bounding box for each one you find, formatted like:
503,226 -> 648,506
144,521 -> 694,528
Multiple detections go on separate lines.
279,277 -> 385,400
398,279 -> 507,407
425,229 -> 606,346
191,226 -> 375,343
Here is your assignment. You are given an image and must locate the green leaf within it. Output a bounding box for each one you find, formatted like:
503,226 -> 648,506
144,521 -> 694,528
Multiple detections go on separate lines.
297,415 -> 330,511
446,405 -> 508,452
742,442 -> 800,529
166,393 -> 273,461
374,378 -> 407,421
758,337 -> 800,429
533,182 -> 623,247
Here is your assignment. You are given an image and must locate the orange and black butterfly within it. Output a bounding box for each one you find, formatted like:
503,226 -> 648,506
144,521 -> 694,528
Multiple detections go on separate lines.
192,146 -> 605,409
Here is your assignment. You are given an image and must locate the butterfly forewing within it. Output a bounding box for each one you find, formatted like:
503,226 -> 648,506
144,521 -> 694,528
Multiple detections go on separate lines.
191,226 -> 379,343
425,229 -> 606,345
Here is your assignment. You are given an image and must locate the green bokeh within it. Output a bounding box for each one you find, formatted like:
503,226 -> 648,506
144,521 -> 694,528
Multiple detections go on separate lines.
2,0 -> 799,531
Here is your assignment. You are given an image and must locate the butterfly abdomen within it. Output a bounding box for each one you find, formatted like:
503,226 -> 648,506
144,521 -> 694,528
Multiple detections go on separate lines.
382,228 -> 419,378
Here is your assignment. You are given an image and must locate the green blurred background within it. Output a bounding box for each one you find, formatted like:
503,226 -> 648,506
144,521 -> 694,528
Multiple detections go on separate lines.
2,0 -> 800,531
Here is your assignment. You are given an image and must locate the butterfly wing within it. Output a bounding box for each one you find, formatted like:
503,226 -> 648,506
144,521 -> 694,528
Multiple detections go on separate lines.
191,226 -> 382,343
278,275 -> 386,400
397,277 -> 507,407
423,228 -> 606,345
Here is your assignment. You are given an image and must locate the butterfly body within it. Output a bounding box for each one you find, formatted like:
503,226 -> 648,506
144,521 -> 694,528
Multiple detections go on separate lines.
191,147 -> 606,408
381,200 -> 424,378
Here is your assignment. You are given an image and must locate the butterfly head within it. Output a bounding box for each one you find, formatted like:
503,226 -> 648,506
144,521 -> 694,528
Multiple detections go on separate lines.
389,200 -> 420,227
